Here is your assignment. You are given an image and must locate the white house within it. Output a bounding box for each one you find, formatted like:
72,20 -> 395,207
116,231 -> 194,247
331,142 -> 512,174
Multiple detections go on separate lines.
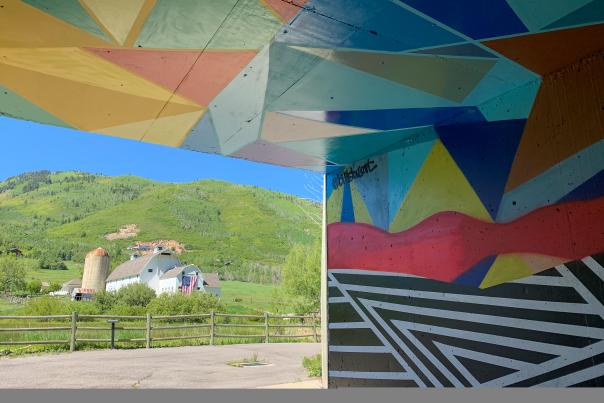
105,248 -> 221,296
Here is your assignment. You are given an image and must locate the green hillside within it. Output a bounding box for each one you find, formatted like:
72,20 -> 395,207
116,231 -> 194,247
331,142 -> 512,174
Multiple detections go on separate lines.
0,171 -> 321,284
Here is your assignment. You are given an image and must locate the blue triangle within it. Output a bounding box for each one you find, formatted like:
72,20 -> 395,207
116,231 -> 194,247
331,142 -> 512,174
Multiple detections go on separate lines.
354,154 -> 389,230
437,119 -> 526,219
558,169 -> 604,203
454,255 -> 497,287
341,182 -> 355,223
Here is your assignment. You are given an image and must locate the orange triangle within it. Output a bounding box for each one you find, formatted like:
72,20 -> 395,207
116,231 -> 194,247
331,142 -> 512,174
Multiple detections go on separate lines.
484,23 -> 604,75
505,53 -> 604,191
87,48 -> 257,106
262,0 -> 306,22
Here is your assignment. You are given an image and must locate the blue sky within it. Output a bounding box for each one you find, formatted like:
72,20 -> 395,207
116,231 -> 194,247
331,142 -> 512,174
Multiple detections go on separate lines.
0,117 -> 323,200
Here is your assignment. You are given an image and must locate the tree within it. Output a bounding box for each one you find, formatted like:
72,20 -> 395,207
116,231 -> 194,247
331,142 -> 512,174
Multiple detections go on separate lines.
280,242 -> 321,313
115,283 -> 156,307
0,257 -> 28,294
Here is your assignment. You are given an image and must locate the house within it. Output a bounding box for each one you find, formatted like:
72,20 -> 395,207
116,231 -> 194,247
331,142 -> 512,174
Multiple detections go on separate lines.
201,273 -> 221,297
61,278 -> 82,294
105,247 -> 219,296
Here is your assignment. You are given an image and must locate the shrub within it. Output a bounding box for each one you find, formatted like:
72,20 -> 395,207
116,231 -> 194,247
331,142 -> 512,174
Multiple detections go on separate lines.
23,296 -> 70,316
26,279 -> 42,295
115,283 -> 156,307
107,304 -> 146,316
147,292 -> 224,317
302,354 -> 322,377
47,281 -> 62,293
94,290 -> 117,312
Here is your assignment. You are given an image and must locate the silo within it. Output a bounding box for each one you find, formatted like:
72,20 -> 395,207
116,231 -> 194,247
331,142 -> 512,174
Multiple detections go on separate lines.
82,247 -> 110,292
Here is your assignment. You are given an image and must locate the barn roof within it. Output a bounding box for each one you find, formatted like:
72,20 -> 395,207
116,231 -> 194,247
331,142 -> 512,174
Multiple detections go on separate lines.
202,273 -> 221,289
159,264 -> 199,280
106,253 -> 156,282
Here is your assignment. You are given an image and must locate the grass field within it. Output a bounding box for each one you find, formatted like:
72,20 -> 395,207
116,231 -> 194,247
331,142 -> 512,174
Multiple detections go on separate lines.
220,281 -> 280,313
26,261 -> 82,284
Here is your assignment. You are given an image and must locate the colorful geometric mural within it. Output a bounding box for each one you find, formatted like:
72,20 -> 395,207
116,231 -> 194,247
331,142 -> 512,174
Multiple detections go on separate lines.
1,0 -> 604,389
0,0 -> 602,173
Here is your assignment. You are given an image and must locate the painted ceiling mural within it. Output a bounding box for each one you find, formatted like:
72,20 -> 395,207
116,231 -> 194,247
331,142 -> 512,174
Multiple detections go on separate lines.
0,0 -> 601,171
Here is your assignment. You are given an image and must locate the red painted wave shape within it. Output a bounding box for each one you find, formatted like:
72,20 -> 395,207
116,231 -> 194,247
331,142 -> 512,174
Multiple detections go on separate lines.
327,197 -> 604,282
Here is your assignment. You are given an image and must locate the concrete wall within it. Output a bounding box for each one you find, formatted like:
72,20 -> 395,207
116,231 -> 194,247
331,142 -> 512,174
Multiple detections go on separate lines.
325,56 -> 604,387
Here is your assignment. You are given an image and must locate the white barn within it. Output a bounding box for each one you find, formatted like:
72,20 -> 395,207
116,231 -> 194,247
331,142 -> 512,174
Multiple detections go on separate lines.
105,249 -> 220,296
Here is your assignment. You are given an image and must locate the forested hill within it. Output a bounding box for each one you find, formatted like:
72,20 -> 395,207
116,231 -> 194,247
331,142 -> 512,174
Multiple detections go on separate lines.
0,171 -> 321,284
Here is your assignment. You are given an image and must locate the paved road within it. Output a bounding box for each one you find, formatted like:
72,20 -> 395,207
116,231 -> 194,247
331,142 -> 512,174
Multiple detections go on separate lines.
0,343 -> 321,389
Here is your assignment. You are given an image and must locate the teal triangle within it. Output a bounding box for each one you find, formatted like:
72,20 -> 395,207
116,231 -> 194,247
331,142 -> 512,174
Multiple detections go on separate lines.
478,80 -> 540,121
0,85 -> 71,128
279,126 -> 437,166
387,138 -> 435,225
506,0 -> 592,31
546,0 -> 604,29
353,154 -> 389,230
23,0 -> 111,42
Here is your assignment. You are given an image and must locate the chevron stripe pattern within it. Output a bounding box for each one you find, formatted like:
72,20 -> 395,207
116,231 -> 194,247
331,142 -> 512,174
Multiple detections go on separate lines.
327,253 -> 604,387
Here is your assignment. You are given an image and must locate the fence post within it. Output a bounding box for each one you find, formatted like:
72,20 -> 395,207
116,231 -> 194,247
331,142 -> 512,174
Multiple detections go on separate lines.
146,313 -> 152,349
69,311 -> 77,352
210,310 -> 215,346
264,312 -> 269,344
312,312 -> 318,342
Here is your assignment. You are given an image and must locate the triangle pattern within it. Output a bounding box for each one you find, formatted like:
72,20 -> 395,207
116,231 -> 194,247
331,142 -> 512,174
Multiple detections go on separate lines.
260,111 -> 370,142
389,140 -> 492,233
517,253 -> 567,274
413,43 -> 497,58
181,112 -> 222,154
231,140 -> 324,168
81,0 -> 145,45
327,184 -> 344,224
280,126 -> 437,166
87,48 -> 257,106
454,255 -> 497,287
23,0 -> 111,42
296,48 -> 496,103
454,356 -> 518,383
479,254 -> 534,289
96,109 -> 206,146
0,61 -> 200,131
350,182 -> 373,225
437,119 -> 527,218
341,182 -> 355,223
506,0 -> 592,31
1,1 -> 111,47
558,169 -> 604,203
0,47 -> 197,106
483,23 -> 604,75
546,0 -> 604,29
262,0 -> 306,22
353,154 -> 388,229
387,139 -> 435,226
478,80 -> 540,122
0,85 -> 70,128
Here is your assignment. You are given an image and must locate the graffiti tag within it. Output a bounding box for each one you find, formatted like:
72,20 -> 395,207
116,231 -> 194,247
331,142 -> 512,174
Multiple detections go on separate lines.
332,160 -> 378,190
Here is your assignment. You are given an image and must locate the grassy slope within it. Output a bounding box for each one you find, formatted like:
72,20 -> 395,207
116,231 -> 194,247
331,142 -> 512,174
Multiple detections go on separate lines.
0,171 -> 321,282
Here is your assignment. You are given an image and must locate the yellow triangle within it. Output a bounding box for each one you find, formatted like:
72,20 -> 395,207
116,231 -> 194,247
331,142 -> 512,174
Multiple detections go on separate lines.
389,140 -> 491,232
98,109 -> 206,147
81,0 -> 146,45
480,254 -> 534,289
516,253 -> 566,275
350,182 -> 373,225
0,47 -> 198,107
0,1 -> 110,48
327,185 -> 344,224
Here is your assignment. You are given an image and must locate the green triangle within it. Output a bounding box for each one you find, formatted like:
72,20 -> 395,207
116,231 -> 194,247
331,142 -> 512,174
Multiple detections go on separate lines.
0,85 -> 71,128
23,0 -> 111,42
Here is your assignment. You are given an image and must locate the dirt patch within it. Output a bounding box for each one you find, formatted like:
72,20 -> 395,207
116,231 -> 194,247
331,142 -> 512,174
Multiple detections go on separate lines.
132,240 -> 186,254
104,224 -> 139,240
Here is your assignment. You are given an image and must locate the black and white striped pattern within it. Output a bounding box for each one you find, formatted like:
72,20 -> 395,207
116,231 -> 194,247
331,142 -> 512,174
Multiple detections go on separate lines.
327,253 -> 604,387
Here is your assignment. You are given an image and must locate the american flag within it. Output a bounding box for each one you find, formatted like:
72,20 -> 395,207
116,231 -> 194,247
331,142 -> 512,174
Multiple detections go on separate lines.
181,274 -> 197,294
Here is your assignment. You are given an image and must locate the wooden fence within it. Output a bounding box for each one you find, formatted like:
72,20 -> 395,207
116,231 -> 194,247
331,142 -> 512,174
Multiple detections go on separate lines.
0,311 -> 320,351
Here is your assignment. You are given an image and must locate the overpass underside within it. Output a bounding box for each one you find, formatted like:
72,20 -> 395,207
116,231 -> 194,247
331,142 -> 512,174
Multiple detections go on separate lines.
1,0 -> 603,387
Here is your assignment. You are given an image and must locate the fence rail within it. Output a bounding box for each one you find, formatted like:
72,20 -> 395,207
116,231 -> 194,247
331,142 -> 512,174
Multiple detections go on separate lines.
0,311 -> 320,352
